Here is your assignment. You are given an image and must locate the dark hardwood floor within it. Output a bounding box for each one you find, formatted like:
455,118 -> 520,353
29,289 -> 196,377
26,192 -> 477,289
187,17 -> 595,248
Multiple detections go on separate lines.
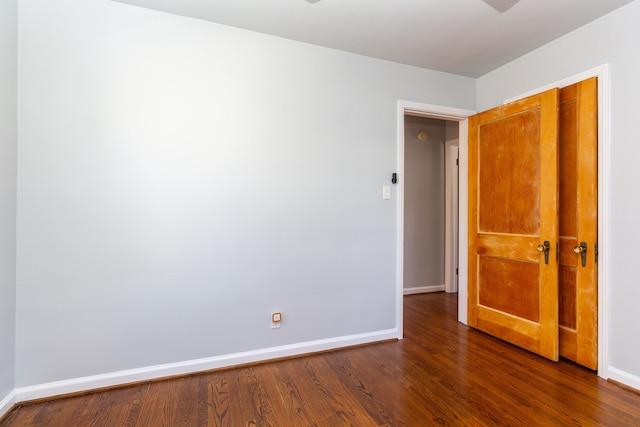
2,292 -> 640,426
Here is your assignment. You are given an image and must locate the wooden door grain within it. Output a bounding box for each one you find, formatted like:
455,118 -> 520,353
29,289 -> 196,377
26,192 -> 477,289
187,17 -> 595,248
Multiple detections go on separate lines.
558,77 -> 598,369
468,88 -> 560,361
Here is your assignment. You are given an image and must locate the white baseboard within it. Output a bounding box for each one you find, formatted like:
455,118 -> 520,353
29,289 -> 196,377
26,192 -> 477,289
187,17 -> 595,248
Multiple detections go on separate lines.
403,284 -> 445,295
0,390 -> 16,421
14,328 -> 398,403
608,366 -> 640,391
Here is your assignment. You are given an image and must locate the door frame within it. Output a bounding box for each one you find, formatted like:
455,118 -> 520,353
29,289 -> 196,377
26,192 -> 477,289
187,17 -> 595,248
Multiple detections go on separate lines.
396,64 -> 610,380
396,101 -> 476,339
444,141 -> 459,293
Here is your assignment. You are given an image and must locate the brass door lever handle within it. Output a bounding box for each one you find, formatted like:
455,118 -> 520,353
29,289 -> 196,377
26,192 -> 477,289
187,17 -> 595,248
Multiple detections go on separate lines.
537,240 -> 550,265
574,242 -> 588,267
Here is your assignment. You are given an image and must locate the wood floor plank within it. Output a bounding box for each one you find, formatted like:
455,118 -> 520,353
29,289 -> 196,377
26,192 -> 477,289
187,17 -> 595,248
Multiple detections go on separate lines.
321,348 -> 409,426
207,370 -> 233,426
301,355 -> 380,426
3,293 -> 640,426
268,361 -> 324,426
121,384 -> 144,427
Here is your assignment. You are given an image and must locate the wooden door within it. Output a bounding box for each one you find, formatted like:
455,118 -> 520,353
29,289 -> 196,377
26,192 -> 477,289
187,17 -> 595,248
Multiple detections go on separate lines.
558,77 -> 598,369
468,88 -> 560,361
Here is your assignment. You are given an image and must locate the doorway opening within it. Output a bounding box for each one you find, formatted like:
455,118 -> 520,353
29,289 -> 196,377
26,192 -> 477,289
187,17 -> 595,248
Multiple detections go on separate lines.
402,115 -> 458,296
395,102 -> 475,338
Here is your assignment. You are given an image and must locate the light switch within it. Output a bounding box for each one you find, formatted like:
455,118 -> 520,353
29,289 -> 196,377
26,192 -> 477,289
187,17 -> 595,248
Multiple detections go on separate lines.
382,186 -> 391,200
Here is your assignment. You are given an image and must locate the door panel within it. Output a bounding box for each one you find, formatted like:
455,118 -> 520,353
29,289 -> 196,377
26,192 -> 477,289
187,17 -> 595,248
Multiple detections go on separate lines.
558,77 -> 598,369
478,109 -> 541,235
479,257 -> 540,322
468,88 -> 560,361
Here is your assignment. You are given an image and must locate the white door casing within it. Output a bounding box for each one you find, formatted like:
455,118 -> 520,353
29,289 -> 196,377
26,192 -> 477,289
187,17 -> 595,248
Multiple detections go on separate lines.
445,142 -> 459,294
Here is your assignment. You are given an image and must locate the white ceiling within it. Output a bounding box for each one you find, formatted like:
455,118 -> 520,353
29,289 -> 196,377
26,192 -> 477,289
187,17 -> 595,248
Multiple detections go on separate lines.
113,0 -> 634,77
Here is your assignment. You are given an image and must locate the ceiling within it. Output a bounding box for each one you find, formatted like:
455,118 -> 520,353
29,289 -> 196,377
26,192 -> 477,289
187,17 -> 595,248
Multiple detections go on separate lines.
113,0 -> 634,77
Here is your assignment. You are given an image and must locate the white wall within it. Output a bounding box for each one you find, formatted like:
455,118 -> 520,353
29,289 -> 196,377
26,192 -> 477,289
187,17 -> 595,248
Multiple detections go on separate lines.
0,0 -> 18,405
15,0 -> 475,388
403,117 -> 445,291
477,0 -> 640,383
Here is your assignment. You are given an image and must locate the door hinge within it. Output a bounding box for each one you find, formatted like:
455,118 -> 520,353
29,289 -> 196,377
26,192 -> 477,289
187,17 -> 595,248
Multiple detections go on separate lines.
455,268 -> 458,276
456,158 -> 459,166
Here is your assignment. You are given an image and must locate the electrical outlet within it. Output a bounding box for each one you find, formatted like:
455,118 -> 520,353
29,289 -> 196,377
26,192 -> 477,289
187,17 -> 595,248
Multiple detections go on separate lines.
271,312 -> 282,329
